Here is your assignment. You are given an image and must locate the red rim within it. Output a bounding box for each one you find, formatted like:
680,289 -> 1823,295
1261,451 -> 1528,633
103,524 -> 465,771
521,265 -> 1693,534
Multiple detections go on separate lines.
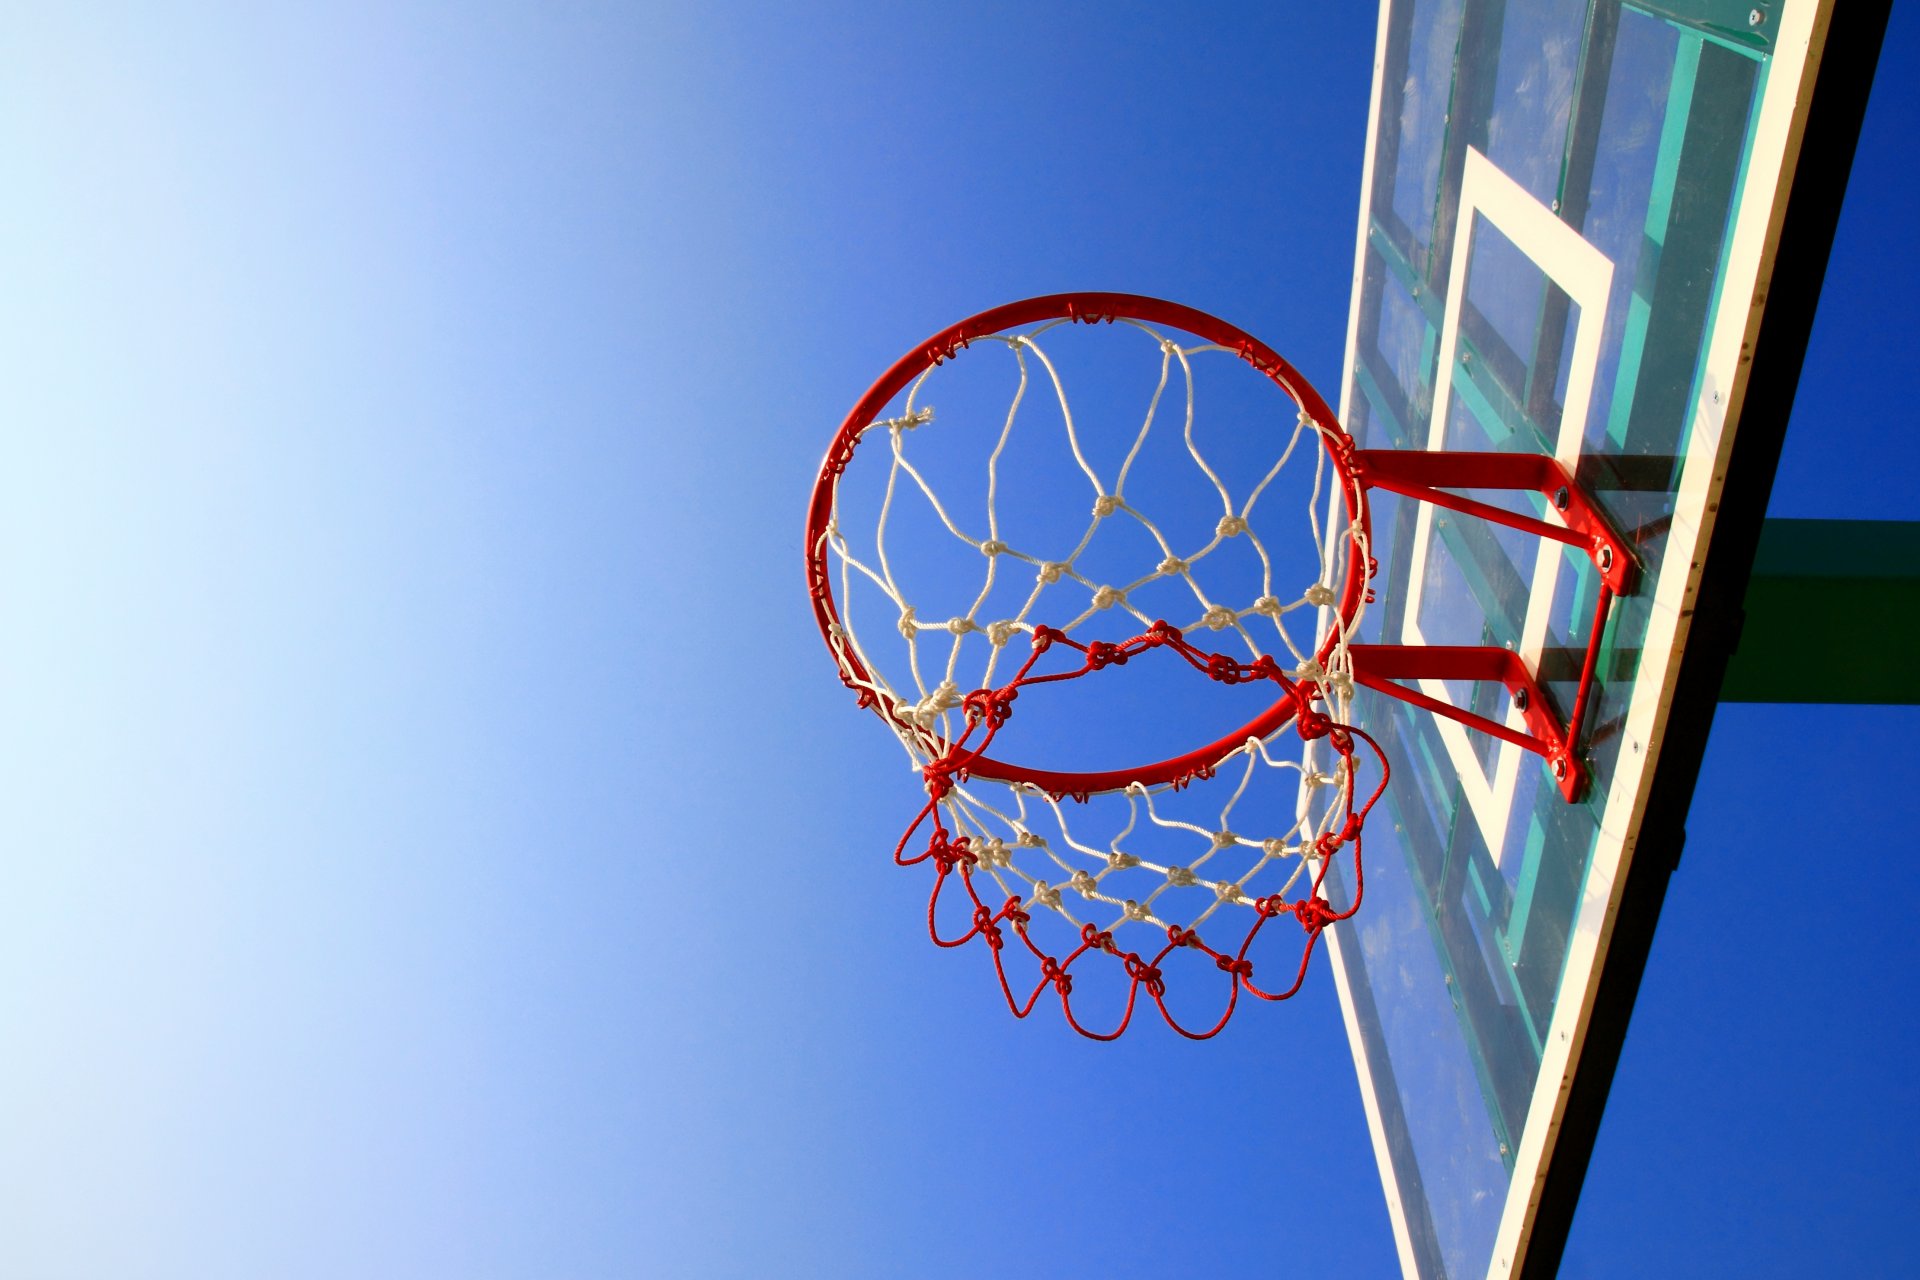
806,292 -> 1371,792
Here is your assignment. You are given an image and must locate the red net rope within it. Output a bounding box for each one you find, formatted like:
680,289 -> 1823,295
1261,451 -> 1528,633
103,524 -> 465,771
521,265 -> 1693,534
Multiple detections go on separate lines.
896,621 -> 1387,1039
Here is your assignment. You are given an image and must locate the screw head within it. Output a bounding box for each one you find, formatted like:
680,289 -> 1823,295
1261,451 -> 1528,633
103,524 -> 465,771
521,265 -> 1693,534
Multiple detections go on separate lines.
1750,8 -> 1765,26
1553,485 -> 1571,511
1552,757 -> 1569,780
1512,687 -> 1530,712
1598,544 -> 1615,572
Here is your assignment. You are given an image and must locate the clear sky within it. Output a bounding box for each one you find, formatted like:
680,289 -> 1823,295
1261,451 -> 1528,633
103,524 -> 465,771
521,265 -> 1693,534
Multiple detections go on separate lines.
0,5 -> 1913,1279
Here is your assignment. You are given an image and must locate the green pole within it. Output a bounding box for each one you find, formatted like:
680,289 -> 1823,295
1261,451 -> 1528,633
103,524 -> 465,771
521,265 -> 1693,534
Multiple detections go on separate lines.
1719,518 -> 1920,703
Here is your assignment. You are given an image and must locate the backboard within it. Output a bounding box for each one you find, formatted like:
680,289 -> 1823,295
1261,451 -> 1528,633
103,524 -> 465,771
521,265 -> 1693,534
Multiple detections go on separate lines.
1320,1 -> 1885,1276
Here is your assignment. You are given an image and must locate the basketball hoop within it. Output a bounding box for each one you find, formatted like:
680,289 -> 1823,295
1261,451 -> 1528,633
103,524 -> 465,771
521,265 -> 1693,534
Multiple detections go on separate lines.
807,293 -> 1632,1038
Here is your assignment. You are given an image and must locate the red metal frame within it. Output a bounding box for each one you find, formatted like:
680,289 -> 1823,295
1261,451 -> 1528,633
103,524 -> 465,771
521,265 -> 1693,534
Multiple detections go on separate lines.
806,292 -> 1369,793
808,293 -> 1635,805
1349,449 -> 1636,596
1341,449 -> 1634,802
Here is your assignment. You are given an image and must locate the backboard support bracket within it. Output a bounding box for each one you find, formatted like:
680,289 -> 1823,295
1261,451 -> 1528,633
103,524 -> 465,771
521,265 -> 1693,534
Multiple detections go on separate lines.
1345,448 -> 1636,802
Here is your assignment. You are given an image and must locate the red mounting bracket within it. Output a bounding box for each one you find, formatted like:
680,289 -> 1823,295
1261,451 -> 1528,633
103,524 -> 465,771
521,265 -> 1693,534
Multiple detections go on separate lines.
1341,450 -> 1635,803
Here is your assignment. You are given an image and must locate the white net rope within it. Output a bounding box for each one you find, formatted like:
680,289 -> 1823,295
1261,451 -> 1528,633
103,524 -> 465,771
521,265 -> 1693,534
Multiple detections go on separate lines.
817,316 -> 1380,1033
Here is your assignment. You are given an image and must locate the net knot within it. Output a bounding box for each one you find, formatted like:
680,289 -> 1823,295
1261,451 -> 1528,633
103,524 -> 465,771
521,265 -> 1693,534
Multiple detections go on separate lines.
1261,837 -> 1295,858
909,680 -> 964,727
1251,595 -> 1283,617
1201,604 -> 1237,631
962,686 -> 1016,728
1031,625 -> 1063,652
1080,922 -> 1114,951
1038,561 -> 1068,585
972,905 -> 1005,950
1210,830 -> 1239,850
1295,708 -> 1333,741
979,539 -> 1008,557
1303,582 -> 1337,607
1158,555 -> 1188,576
1086,640 -> 1127,668
1216,514 -> 1248,538
882,406 -> 935,431
921,756 -> 960,799
1296,409 -> 1315,429
1069,869 -> 1099,898
897,607 -> 919,638
929,832 -> 975,875
1217,955 -> 1254,978
1106,850 -> 1139,871
1215,881 -> 1247,904
1293,896 -> 1338,933
1030,881 -> 1062,910
1165,865 -> 1198,888
986,620 -> 1019,647
1092,585 -> 1127,611
1016,830 -> 1046,848
1123,899 -> 1153,923
1092,494 -> 1121,518
1206,652 -> 1245,683
977,838 -> 1011,868
1003,897 -> 1031,928
1125,953 -> 1166,996
946,617 -> 980,636
1040,955 -> 1072,995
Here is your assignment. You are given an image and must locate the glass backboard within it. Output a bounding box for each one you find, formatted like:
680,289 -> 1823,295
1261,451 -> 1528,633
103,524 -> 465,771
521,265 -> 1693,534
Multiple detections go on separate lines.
1320,1 -> 1879,1276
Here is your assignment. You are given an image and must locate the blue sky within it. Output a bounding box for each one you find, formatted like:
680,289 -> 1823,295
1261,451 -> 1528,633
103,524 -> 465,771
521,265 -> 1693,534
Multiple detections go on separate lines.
0,5 -> 1913,1279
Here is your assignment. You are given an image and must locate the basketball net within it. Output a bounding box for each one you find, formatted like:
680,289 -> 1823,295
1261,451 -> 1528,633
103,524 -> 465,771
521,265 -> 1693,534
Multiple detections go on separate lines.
812,310 -> 1387,1039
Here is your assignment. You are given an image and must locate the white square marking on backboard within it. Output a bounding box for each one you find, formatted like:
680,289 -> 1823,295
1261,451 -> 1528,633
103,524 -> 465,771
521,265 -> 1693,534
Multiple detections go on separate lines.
1398,147 -> 1614,862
